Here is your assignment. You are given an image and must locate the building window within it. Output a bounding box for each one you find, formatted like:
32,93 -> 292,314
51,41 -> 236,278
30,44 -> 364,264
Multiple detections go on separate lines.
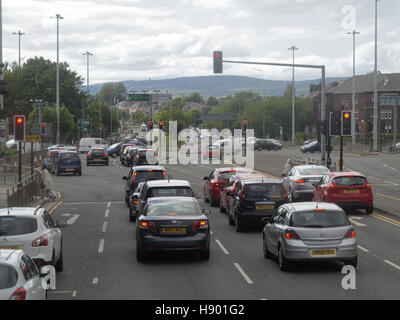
355,112 -> 359,119
388,111 -> 392,120
342,96 -> 348,106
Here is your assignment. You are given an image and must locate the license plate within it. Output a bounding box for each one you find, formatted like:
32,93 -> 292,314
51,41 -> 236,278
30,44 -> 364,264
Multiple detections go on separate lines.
162,227 -> 186,234
311,249 -> 336,256
65,168 -> 75,172
343,190 -> 360,194
0,246 -> 21,250
256,204 -> 274,210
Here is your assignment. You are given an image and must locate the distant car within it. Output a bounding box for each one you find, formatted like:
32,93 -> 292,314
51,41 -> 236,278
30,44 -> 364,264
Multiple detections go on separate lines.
262,202 -> 357,271
203,145 -> 221,160
254,139 -> 279,151
300,141 -> 320,153
0,207 -> 67,271
282,165 -> 330,202
51,151 -> 82,176
203,167 -> 253,206
107,142 -> 123,158
125,147 -> 140,167
267,139 -> 282,150
78,138 -> 107,153
0,249 -> 47,300
227,177 -> 289,232
313,171 -> 373,214
44,150 -> 61,170
134,149 -> 158,166
136,197 -> 211,261
302,139 -> 317,146
128,182 -> 146,222
87,147 -> 109,166
64,145 -> 77,152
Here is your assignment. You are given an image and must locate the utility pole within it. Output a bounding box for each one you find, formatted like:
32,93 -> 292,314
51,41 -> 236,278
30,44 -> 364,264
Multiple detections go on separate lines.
0,0 -> 4,112
51,14 -> 63,144
82,51 -> 93,120
288,45 -> 299,146
12,30 -> 25,67
373,0 -> 380,151
347,30 -> 360,147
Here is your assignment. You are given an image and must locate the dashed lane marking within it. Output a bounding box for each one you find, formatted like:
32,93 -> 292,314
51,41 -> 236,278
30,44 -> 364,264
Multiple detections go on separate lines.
215,239 -> 229,255
233,263 -> 254,284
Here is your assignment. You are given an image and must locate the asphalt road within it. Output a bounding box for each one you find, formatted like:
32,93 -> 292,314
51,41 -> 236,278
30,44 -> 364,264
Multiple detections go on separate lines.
45,153 -> 400,300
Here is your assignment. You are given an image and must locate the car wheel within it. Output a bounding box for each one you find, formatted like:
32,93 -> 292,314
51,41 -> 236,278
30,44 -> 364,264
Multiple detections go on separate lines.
136,247 -> 146,262
105,162 -> 109,166
204,189 -> 209,203
87,162 -> 90,166
55,245 -> 63,272
278,245 -> 290,271
112,152 -> 117,158
129,213 -> 137,222
220,201 -> 226,213
235,213 -> 243,232
263,236 -> 273,259
228,212 -> 235,225
199,248 -> 210,260
366,207 -> 373,214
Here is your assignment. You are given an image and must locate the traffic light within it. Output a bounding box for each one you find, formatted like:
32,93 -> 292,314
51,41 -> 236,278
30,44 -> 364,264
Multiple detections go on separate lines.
159,121 -> 165,131
329,111 -> 341,136
14,115 -> 25,141
147,121 -> 153,130
41,123 -> 46,135
242,120 -> 248,132
213,51 -> 223,74
341,111 -> 352,136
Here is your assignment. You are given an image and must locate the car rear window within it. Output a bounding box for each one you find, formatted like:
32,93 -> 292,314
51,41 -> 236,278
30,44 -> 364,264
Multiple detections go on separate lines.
147,201 -> 199,217
60,153 -> 80,160
245,183 -> 283,199
299,168 -> 329,175
0,264 -> 18,290
135,171 -> 165,182
0,217 -> 38,236
149,187 -> 193,197
91,149 -> 105,154
290,211 -> 349,228
219,171 -> 248,180
333,176 -> 366,186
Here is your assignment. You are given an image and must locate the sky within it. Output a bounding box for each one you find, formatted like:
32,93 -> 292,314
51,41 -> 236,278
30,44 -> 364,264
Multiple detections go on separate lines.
2,0 -> 400,85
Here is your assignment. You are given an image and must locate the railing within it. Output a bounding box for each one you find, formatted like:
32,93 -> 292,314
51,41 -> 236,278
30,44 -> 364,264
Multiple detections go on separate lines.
6,170 -> 41,207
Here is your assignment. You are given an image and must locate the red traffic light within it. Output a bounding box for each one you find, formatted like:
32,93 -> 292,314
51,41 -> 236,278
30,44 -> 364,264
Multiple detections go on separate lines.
42,123 -> 46,128
343,112 -> 350,119
16,117 -> 24,124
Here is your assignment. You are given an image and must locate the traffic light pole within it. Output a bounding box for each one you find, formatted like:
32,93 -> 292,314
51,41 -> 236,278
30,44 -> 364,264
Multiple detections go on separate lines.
340,105 -> 344,171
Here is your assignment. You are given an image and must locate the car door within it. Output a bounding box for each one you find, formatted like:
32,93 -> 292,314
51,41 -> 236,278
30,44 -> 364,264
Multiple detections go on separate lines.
125,168 -> 133,194
45,211 -> 62,257
204,170 -> 215,198
22,255 -> 46,300
266,208 -> 283,255
229,182 -> 242,219
41,211 -> 60,259
275,209 -> 289,248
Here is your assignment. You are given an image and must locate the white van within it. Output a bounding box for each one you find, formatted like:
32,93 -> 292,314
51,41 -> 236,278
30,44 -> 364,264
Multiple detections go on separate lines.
78,138 -> 107,153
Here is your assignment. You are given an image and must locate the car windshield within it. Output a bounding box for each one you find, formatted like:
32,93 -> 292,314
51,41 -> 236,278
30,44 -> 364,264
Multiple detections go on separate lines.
333,176 -> 366,186
135,171 -> 165,182
245,183 -> 282,199
149,187 -> 193,197
290,211 -> 349,228
0,216 -> 38,236
109,143 -> 121,149
299,168 -> 329,176
60,153 -> 80,160
0,264 -> 18,290
147,200 -> 199,217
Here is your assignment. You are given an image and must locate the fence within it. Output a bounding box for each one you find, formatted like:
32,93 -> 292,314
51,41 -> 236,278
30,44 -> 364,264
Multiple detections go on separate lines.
6,169 -> 41,207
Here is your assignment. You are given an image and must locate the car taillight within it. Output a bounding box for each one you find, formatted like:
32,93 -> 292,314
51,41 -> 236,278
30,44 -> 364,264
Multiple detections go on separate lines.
192,220 -> 208,230
132,199 -> 139,204
295,179 -> 305,184
138,221 -> 156,231
88,153 -> 92,157
282,184 -> 289,202
104,153 -> 107,157
285,229 -> 300,240
329,183 -> 336,189
9,286 -> 26,300
32,235 -> 48,247
344,229 -> 356,238
241,185 -> 246,200
365,182 -> 371,190
136,155 -> 140,159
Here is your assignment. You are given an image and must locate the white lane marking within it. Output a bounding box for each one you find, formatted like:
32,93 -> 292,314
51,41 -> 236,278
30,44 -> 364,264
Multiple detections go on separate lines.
105,209 -> 109,218
383,164 -> 388,167
384,260 -> 400,271
107,202 -> 111,208
62,201 -> 124,205
102,221 -> 108,233
233,263 -> 254,284
215,239 -> 229,255
368,176 -> 380,180
98,239 -> 105,254
390,167 -> 398,171
384,181 -> 399,186
349,218 -> 367,227
357,245 -> 370,253
92,278 -> 98,284
66,214 -> 80,225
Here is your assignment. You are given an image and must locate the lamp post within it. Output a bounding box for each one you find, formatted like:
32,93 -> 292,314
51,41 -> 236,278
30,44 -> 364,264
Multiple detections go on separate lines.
82,51 -> 93,120
373,0 -> 380,151
12,30 -> 25,67
288,45 -> 299,146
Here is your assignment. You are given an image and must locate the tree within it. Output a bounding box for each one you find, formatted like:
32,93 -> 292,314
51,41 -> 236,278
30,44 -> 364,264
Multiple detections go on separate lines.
185,92 -> 203,104
96,82 -> 127,105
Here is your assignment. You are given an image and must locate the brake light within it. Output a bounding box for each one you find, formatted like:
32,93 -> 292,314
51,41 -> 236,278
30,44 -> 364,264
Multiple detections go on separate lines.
136,155 -> 139,159
9,286 -> 26,300
344,229 -> 356,238
88,153 -> 92,157
163,171 -> 166,176
295,179 -> 305,184
132,199 -> 139,204
241,185 -> 246,200
104,153 -> 107,157
366,182 -> 371,190
329,183 -> 335,189
138,221 -> 156,231
313,208 -> 325,212
282,184 -> 289,202
285,229 -> 300,240
32,235 -> 48,247
192,220 -> 208,230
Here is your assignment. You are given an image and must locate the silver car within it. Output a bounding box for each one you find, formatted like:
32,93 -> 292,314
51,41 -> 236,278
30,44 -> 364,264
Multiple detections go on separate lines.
282,165 -> 330,202
262,202 -> 357,271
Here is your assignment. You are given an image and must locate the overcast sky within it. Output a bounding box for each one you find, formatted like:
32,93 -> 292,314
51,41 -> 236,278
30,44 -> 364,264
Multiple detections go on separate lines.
3,0 -> 400,85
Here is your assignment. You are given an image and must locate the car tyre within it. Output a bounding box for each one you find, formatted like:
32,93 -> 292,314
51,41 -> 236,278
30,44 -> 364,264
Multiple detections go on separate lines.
278,245 -> 290,271
228,213 -> 235,225
210,197 -> 219,207
199,247 -> 210,260
235,213 -> 244,232
112,152 -> 117,158
366,207 -> 373,214
219,201 -> 226,213
55,246 -> 63,272
136,247 -> 146,262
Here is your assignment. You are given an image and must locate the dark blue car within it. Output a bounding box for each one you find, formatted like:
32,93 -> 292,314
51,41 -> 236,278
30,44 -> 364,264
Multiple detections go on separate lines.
51,151 -> 82,176
107,142 -> 123,158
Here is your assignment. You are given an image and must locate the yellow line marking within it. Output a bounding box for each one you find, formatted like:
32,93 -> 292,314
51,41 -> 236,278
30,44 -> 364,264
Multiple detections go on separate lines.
377,193 -> 400,201
371,213 -> 400,227
48,201 -> 63,215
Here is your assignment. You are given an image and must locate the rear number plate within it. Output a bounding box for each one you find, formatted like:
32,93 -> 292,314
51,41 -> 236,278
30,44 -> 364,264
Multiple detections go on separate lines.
0,246 -> 21,250
162,227 -> 186,234
256,205 -> 274,210
311,249 -> 336,256
65,168 -> 74,172
343,190 -> 360,194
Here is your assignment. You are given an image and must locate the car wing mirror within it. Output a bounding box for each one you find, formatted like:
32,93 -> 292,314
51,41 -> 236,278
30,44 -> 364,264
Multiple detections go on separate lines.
122,176 -> 128,180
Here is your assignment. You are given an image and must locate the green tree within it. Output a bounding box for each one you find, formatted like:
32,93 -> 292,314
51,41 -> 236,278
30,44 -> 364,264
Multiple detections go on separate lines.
96,82 -> 127,105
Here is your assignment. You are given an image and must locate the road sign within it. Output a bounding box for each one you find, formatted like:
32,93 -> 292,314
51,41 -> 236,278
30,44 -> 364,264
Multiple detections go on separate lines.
151,93 -> 173,103
77,119 -> 91,132
128,94 -> 150,102
25,134 -> 40,143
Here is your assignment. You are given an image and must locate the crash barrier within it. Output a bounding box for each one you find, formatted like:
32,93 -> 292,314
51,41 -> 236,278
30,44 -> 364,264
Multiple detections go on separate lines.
6,169 -> 42,207
291,157 -> 337,171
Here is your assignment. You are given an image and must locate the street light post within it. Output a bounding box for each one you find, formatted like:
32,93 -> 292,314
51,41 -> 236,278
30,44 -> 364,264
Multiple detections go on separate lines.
82,51 -> 93,120
347,30 -> 360,147
373,0 -> 380,151
12,30 -> 25,67
288,45 -> 299,146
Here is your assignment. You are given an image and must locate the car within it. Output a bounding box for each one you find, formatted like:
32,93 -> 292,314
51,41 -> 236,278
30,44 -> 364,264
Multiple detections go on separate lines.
282,165 -> 330,202
87,147 -> 109,166
0,249 -> 48,300
226,177 -> 289,232
203,145 -> 221,160
136,197 -> 211,261
107,142 -> 123,158
128,182 -> 146,222
125,147 -> 140,167
134,149 -> 158,166
78,138 -> 107,153
313,171 -> 373,214
203,167 -> 252,206
64,145 -> 77,152
119,143 -> 135,163
262,202 -> 358,271
267,139 -> 282,150
219,174 -> 266,213
122,165 -> 167,204
136,180 -> 196,217
254,139 -> 279,151
43,149 -> 62,170
0,207 -> 67,271
300,140 -> 321,153
51,151 -> 82,176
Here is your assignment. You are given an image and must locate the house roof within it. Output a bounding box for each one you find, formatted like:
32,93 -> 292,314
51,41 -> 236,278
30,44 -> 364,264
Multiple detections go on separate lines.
330,73 -> 400,94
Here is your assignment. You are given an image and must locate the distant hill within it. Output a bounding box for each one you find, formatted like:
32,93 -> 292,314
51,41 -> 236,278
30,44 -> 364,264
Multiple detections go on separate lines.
88,75 -> 347,98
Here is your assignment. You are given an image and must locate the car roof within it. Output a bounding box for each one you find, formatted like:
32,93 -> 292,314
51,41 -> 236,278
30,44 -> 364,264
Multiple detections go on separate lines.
234,174 -> 267,180
215,167 -> 251,173
133,165 -> 165,171
242,178 -> 281,184
147,196 -> 197,204
294,165 -> 329,170
330,171 -> 366,178
0,249 -> 22,265
0,207 -> 43,217
145,180 -> 191,187
281,202 -> 343,213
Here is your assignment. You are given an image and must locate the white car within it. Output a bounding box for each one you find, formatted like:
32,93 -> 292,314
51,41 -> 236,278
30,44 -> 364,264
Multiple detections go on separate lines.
0,249 -> 47,300
0,207 -> 66,272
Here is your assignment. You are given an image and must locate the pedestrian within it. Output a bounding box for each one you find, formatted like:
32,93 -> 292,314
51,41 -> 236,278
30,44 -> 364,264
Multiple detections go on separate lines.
284,158 -> 293,175
41,166 -> 56,200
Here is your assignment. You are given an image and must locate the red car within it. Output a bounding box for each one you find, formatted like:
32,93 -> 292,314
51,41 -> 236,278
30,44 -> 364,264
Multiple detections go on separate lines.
203,167 -> 252,206
313,171 -> 373,214
203,145 -> 221,160
219,174 -> 266,213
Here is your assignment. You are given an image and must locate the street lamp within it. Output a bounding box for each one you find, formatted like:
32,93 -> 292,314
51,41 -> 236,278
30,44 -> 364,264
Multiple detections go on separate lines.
82,51 -> 93,119
288,45 -> 299,146
373,0 -> 380,151
347,30 -> 360,147
50,14 -> 63,144
12,30 -> 25,67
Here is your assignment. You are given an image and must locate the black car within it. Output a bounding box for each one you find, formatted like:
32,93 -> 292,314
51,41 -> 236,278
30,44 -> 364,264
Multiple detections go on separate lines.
136,197 -> 211,261
107,142 -> 123,158
87,147 -> 109,166
122,165 -> 167,204
125,147 -> 139,167
51,151 -> 82,176
300,141 -> 332,153
119,144 -> 135,163
134,149 -> 158,166
254,139 -> 279,151
227,178 -> 289,232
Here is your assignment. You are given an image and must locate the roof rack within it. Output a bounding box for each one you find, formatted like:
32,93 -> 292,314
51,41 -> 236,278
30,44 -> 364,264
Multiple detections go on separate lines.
33,205 -> 42,216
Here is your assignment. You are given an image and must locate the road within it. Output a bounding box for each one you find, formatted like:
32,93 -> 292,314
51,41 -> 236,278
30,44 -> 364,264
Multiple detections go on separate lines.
46,152 -> 400,300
